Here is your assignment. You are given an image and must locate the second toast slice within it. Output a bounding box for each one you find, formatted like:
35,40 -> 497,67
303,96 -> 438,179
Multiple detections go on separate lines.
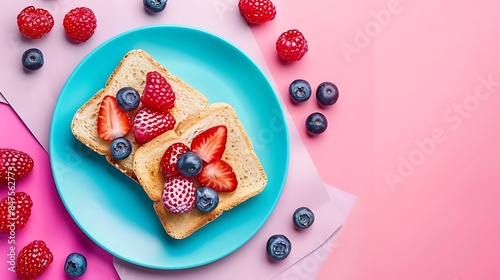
133,103 -> 268,239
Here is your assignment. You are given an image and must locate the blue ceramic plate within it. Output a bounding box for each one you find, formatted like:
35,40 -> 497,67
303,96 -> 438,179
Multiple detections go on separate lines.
50,25 -> 289,269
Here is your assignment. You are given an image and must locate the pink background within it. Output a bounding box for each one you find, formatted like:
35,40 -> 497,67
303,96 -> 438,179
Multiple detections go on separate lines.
1,0 -> 500,279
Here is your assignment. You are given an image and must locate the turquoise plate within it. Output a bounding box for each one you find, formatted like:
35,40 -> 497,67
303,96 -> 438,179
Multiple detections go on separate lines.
50,25 -> 289,269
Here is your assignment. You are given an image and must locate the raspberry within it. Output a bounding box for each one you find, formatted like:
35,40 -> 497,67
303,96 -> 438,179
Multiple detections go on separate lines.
17,6 -> 54,39
0,192 -> 33,232
63,7 -> 97,43
276,29 -> 309,62
16,240 -> 53,280
238,0 -> 276,24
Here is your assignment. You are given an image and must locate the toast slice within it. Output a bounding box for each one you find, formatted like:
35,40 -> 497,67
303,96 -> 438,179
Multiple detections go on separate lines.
71,50 -> 210,181
133,103 -> 268,239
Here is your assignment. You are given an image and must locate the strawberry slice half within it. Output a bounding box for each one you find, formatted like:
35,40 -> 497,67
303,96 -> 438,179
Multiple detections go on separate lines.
198,159 -> 238,192
134,107 -> 176,145
97,95 -> 132,141
191,125 -> 227,163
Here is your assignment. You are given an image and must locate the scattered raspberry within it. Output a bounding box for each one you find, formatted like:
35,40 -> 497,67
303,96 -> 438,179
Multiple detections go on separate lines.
276,29 -> 308,62
0,148 -> 34,185
16,240 -> 53,280
238,0 -> 276,24
0,192 -> 33,232
17,6 -> 54,39
63,7 -> 97,43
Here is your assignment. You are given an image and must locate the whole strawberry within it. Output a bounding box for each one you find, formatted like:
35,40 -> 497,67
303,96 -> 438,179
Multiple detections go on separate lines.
17,6 -> 55,39
162,176 -> 196,214
0,192 -> 33,232
63,7 -> 97,43
238,0 -> 276,24
141,71 -> 176,112
16,240 -> 53,280
160,142 -> 190,177
133,107 -> 176,145
276,29 -> 309,62
0,148 -> 34,185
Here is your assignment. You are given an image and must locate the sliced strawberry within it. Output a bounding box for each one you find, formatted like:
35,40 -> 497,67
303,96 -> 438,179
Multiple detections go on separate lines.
141,71 -> 175,111
133,107 -> 176,145
97,95 -> 132,141
198,159 -> 238,192
191,125 -> 227,163
160,142 -> 190,177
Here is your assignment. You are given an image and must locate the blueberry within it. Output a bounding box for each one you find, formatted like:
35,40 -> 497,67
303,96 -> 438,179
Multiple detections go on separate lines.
177,152 -> 203,177
293,207 -> 315,229
266,234 -> 291,261
195,186 -> 219,212
64,253 -> 87,277
110,137 -> 132,160
143,0 -> 168,13
316,82 -> 339,106
116,87 -> 140,111
305,112 -> 328,135
22,48 -> 44,71
289,79 -> 311,103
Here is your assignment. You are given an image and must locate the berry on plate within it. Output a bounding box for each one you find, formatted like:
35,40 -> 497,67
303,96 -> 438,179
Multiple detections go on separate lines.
162,176 -> 196,214
63,7 -> 97,43
110,137 -> 132,160
116,87 -> 140,111
133,107 -> 176,145
195,186 -> 219,212
16,240 -> 53,280
238,0 -> 276,24
289,79 -> 311,103
64,252 -> 87,277
305,112 -> 328,135
198,159 -> 237,192
97,96 -> 132,141
143,0 -> 168,14
266,234 -> 291,261
177,151 -> 203,178
141,71 -> 175,112
0,148 -> 34,185
160,142 -> 190,177
316,82 -> 339,106
293,207 -> 315,229
276,29 -> 308,62
0,192 -> 33,232
190,125 -> 227,163
17,6 -> 54,39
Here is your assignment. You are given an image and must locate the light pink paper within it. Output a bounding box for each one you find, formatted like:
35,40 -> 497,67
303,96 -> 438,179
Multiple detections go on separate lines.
0,0 -> 269,151
0,93 -> 7,104
114,120 -> 344,280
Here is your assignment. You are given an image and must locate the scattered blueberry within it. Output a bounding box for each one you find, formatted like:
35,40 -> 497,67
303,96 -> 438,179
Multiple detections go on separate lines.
293,207 -> 315,229
22,48 -> 44,71
143,0 -> 168,13
64,252 -> 87,277
195,186 -> 219,212
116,87 -> 140,111
316,82 -> 339,106
177,151 -> 203,177
305,112 -> 328,135
110,137 -> 132,160
289,79 -> 311,103
266,234 -> 291,261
